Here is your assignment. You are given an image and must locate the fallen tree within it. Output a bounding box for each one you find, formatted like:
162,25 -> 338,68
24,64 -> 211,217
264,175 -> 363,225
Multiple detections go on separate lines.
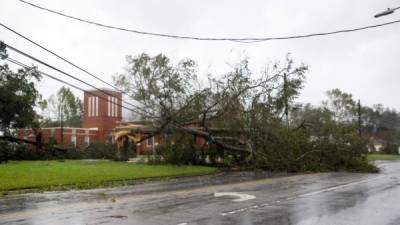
113,53 -> 376,172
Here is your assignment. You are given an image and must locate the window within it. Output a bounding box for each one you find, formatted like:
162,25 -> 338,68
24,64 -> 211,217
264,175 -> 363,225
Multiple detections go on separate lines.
88,96 -> 98,117
70,135 -> 77,146
108,96 -> 111,116
95,96 -> 98,116
114,97 -> 117,117
147,136 -> 154,146
108,96 -> 118,117
88,96 -> 91,116
110,135 -> 115,144
84,136 -> 90,145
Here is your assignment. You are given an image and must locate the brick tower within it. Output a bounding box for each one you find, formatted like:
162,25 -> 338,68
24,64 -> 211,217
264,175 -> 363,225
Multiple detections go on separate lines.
82,89 -> 122,140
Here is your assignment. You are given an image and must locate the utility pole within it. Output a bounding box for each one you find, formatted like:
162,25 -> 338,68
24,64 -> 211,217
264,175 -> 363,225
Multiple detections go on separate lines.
59,94 -> 66,146
60,104 -> 64,146
358,99 -> 362,136
283,73 -> 289,128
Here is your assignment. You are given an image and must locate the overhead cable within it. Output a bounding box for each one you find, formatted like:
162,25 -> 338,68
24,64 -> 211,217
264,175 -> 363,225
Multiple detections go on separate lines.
3,42 -> 152,117
0,23 -> 150,116
17,0 -> 400,42
5,57 -> 147,116
0,23 -> 142,105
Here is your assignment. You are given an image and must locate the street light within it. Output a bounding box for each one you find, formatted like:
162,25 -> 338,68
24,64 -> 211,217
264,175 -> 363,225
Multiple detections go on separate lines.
374,6 -> 400,18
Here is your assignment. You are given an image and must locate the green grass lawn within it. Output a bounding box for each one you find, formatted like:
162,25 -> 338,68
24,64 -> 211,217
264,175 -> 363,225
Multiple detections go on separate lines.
367,154 -> 400,161
0,160 -> 217,192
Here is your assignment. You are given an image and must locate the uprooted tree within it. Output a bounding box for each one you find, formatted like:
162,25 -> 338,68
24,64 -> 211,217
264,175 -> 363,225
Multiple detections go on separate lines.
114,53 -> 376,172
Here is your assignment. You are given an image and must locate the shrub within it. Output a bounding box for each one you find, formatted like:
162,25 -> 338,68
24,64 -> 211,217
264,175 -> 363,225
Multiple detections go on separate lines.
206,144 -> 225,165
0,141 -> 10,163
155,142 -> 204,165
12,144 -> 39,160
0,140 -> 124,161
154,133 -> 205,165
63,145 -> 84,159
84,142 -> 118,160
382,144 -> 400,155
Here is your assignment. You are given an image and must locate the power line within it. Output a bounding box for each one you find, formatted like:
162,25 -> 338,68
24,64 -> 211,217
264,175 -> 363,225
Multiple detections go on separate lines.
0,23 -> 150,116
3,42 -> 153,118
0,22 -> 121,93
5,57 -> 143,116
5,57 -> 148,117
4,43 -> 153,118
17,0 -> 400,42
0,23 -> 141,103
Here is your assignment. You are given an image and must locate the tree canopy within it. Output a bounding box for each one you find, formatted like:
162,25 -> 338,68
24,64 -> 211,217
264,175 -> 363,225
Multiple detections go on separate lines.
114,53 -> 379,172
40,86 -> 83,127
0,64 -> 42,134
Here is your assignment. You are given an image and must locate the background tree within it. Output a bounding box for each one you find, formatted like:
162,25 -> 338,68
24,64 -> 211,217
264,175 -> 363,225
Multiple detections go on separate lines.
0,64 -> 42,134
40,86 -> 83,127
323,88 -> 357,122
0,41 -> 7,60
114,53 -> 198,137
0,63 -> 42,163
362,104 -> 400,153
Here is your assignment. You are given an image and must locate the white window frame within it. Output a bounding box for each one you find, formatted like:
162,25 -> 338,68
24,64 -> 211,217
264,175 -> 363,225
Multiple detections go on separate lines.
88,96 -> 92,117
111,96 -> 115,117
114,97 -> 118,117
84,136 -> 90,145
91,96 -> 94,117
108,96 -> 111,116
95,96 -> 98,116
71,135 -> 77,146
147,136 -> 154,146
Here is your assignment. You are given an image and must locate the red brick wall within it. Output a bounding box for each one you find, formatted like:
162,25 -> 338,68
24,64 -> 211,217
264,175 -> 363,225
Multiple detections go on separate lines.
17,128 -> 98,147
135,135 -> 163,155
83,89 -> 122,140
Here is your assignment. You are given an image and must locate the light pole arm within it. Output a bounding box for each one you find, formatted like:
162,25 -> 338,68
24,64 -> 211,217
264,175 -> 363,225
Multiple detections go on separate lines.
375,6 -> 400,18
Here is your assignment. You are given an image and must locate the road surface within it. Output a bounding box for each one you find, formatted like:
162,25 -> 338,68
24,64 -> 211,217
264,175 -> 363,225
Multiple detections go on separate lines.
1,161 -> 400,225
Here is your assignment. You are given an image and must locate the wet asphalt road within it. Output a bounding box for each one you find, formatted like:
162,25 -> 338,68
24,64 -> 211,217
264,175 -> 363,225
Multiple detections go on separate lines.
1,161 -> 400,225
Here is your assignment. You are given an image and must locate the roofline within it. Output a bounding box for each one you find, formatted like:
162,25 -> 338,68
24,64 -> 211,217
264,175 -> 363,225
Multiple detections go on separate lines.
19,127 -> 99,131
84,88 -> 122,94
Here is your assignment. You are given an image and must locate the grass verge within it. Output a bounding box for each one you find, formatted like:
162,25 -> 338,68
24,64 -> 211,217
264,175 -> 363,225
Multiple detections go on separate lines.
367,154 -> 400,161
0,160 -> 217,192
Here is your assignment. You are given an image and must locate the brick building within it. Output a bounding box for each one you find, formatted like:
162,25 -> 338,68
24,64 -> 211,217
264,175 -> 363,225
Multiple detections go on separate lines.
18,89 -> 123,148
82,89 -> 122,140
18,88 -> 209,155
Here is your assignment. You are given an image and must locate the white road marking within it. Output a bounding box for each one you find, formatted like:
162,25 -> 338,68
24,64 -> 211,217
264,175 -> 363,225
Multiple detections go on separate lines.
214,192 -> 256,202
295,176 -> 382,198
220,175 -> 385,216
220,205 -> 261,216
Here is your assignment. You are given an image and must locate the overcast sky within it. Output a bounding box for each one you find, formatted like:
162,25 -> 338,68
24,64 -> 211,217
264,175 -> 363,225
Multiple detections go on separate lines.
1,0 -> 400,115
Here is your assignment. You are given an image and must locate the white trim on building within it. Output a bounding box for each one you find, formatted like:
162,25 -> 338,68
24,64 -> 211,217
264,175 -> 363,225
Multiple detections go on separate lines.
88,96 -> 92,117
108,96 -> 119,117
88,96 -> 99,117
95,96 -> 98,116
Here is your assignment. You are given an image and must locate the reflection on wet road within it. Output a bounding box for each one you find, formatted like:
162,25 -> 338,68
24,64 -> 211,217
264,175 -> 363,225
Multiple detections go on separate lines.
1,161 -> 400,225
